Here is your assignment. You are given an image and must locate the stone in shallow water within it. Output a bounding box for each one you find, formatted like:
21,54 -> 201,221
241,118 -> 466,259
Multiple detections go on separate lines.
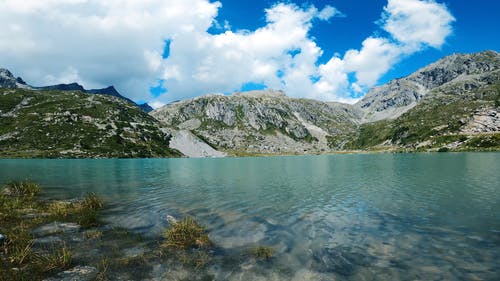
312,248 -> 356,276
124,246 -> 146,258
34,236 -> 63,245
210,220 -> 267,248
33,222 -> 81,236
43,265 -> 98,281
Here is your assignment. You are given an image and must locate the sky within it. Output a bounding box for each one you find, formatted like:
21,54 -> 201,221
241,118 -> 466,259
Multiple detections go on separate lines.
0,0 -> 499,108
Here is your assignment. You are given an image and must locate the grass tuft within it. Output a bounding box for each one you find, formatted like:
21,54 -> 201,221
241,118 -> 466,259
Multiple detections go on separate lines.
33,244 -> 72,273
162,217 -> 211,250
249,246 -> 275,260
2,180 -> 40,197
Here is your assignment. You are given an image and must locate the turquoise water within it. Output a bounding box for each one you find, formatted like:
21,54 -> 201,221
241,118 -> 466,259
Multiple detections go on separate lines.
1,153 -> 499,280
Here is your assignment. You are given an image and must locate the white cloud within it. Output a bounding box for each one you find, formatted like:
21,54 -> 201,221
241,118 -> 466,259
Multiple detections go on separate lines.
318,5 -> 345,21
382,0 -> 455,48
0,0 -> 221,100
336,0 -> 455,90
0,0 -> 454,105
343,37 -> 402,87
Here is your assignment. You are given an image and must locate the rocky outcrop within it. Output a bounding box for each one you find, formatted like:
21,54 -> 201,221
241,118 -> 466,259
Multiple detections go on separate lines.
461,108 -> 500,134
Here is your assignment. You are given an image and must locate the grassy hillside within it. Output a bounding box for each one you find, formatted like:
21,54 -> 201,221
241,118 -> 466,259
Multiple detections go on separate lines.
0,88 -> 182,158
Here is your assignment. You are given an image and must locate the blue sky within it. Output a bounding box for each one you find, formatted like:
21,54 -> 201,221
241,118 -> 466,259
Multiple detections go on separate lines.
209,0 -> 499,86
1,0 -> 499,107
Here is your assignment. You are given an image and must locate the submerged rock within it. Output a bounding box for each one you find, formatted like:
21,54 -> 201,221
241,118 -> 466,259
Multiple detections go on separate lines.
165,215 -> 178,225
312,248 -> 356,276
34,236 -> 63,245
43,265 -> 98,281
0,233 -> 5,244
33,222 -> 81,236
124,246 -> 146,258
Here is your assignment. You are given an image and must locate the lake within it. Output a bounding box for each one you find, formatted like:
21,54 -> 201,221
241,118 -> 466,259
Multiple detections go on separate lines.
1,153 -> 499,280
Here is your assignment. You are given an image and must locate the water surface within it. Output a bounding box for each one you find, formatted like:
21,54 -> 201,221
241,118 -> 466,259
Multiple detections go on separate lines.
1,153 -> 499,280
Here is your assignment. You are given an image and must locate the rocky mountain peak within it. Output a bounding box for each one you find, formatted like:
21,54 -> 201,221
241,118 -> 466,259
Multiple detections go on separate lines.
407,50 -> 500,89
0,68 -> 30,89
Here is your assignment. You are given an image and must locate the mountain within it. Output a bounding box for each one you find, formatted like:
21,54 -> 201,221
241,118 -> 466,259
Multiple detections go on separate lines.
151,90 -> 361,155
35,84 -> 141,110
348,50 -> 500,151
153,50 -> 499,155
0,68 -> 30,89
1,50 -> 498,158
0,87 -> 182,158
0,69 -> 151,113
138,103 -> 154,113
356,50 -> 500,122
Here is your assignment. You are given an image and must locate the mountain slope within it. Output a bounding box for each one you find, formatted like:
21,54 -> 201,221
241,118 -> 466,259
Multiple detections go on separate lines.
0,88 -> 182,158
154,50 -> 499,155
347,50 -> 500,151
356,50 -> 500,122
152,90 -> 361,155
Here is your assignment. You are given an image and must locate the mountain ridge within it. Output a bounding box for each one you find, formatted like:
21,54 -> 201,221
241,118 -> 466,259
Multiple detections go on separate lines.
0,68 -> 153,113
1,50 -> 499,157
152,50 -> 499,155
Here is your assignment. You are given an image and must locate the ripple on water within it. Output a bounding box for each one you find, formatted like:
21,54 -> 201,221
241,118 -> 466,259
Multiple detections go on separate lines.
0,153 -> 499,280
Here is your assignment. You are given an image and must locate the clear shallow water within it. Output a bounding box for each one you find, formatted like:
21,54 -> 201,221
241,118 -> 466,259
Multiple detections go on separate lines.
1,153 -> 499,280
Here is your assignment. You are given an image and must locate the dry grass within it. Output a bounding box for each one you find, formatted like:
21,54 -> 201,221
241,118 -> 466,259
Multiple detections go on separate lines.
2,180 -> 40,197
162,217 -> 211,250
249,246 -> 275,260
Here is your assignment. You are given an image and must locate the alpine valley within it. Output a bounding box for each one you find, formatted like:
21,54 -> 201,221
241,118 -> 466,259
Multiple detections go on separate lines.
1,50 -> 499,158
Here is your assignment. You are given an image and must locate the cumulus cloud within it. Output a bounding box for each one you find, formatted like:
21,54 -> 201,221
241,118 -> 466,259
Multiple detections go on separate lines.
317,5 -> 345,21
0,0 -> 455,106
382,0 -> 455,48
0,0 -> 221,100
317,0 -> 455,93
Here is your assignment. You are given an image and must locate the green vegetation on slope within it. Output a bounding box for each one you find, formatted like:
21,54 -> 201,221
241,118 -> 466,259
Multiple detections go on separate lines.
345,82 -> 500,151
0,88 -> 182,158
